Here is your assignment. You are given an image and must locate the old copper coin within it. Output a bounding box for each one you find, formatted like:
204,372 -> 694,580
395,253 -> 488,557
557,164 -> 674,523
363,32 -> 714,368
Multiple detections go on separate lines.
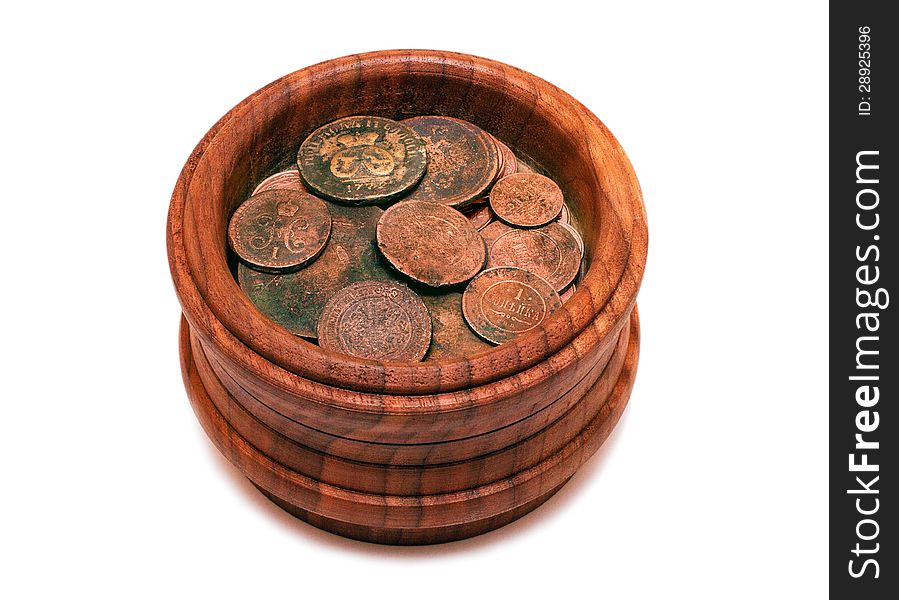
481,220 -> 582,292
493,137 -> 517,183
462,201 -> 494,231
462,267 -> 561,345
377,200 -> 486,287
489,172 -> 564,228
516,160 -> 533,174
556,202 -> 571,224
228,189 -> 331,273
298,116 -> 427,204
238,204 -> 392,338
421,292 -> 492,360
559,283 -> 577,304
253,166 -> 308,195
402,116 -> 499,208
558,220 -> 584,255
317,280 -> 432,362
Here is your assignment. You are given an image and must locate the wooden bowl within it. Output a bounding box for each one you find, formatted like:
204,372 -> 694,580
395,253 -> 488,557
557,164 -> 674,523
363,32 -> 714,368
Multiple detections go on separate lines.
167,50 -> 647,544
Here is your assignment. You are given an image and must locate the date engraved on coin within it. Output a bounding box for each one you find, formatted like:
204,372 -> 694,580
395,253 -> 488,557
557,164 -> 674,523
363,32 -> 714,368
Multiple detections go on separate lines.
298,116 -> 427,204
481,221 -> 582,292
228,189 -> 331,272
462,267 -> 561,345
402,116 -> 499,208
489,172 -> 564,228
317,281 -> 431,361
377,200 -> 486,287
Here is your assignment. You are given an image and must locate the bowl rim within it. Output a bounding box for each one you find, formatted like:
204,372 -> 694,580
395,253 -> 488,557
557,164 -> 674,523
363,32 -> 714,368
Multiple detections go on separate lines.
167,49 -> 647,397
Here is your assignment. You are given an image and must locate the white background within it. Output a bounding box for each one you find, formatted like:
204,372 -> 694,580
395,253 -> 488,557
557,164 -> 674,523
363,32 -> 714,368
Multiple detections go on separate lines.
1,1 -> 828,598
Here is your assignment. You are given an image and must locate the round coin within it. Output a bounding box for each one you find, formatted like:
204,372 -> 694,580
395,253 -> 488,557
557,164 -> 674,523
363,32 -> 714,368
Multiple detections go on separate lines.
481,220 -> 582,292
402,116 -> 499,208
558,220 -> 584,255
298,116 -> 427,204
377,200 -> 486,287
228,189 -> 331,272
461,201 -> 494,230
421,292 -> 492,360
317,280 -> 432,362
489,172 -> 564,228
253,166 -> 308,195
462,267 -> 561,345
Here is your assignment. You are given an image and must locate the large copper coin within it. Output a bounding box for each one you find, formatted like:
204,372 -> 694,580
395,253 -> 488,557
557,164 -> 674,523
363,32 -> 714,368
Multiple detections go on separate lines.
461,201 -> 494,231
402,116 -> 499,208
238,204 -> 392,338
421,292 -> 492,360
462,267 -> 561,345
489,173 -> 564,228
298,116 -> 427,204
317,280 -> 432,362
228,189 -> 331,273
253,166 -> 308,195
377,200 -> 486,287
481,220 -> 582,292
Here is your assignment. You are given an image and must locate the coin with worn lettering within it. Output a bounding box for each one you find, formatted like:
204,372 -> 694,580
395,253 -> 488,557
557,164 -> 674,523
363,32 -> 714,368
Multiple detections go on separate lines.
481,220 -> 582,292
462,201 -> 494,231
317,280 -> 432,362
421,292 -> 492,360
377,200 -> 486,287
228,189 -> 331,272
489,173 -> 564,228
238,204 -> 392,338
402,116 -> 499,207
462,267 -> 561,345
298,116 -> 427,204
253,166 -> 308,195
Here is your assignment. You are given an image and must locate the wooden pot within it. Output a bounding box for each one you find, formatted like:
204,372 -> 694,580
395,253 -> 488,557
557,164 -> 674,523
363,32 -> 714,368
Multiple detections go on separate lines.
167,50 -> 647,544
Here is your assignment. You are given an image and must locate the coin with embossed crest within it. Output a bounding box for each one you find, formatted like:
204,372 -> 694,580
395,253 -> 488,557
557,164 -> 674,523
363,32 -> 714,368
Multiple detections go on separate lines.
377,200 -> 486,287
481,220 -> 582,292
402,116 -> 499,208
253,166 -> 309,195
298,116 -> 427,204
462,267 -> 561,345
238,203 -> 391,338
228,189 -> 331,272
317,280 -> 432,362
489,173 -> 564,228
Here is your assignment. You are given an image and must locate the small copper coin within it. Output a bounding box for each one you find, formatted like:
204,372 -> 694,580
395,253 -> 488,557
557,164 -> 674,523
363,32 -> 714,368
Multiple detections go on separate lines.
493,138 -> 518,183
489,172 -> 564,228
421,292 -> 492,360
462,267 -> 561,345
298,116 -> 427,204
402,116 -> 499,208
253,166 -> 308,195
377,200 -> 486,287
228,189 -> 331,272
481,220 -> 582,292
462,202 -> 494,231
317,280 -> 432,362
238,204 -> 391,338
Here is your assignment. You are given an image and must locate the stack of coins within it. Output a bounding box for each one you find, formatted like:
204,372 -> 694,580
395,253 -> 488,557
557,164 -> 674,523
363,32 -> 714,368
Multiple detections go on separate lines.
229,115 -> 586,362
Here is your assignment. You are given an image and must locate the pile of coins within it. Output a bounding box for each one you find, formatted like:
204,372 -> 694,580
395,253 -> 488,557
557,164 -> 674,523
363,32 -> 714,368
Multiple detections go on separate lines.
228,115 -> 586,362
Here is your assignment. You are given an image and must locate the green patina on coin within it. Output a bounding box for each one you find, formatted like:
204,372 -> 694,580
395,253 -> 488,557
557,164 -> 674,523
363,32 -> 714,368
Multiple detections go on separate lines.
238,203 -> 394,338
297,116 -> 427,204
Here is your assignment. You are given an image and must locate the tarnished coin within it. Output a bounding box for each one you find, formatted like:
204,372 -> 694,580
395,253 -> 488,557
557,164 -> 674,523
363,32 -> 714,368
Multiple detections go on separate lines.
253,166 -> 308,195
317,280 -> 432,362
238,204 -> 392,338
516,160 -> 534,174
462,267 -> 561,345
556,202 -> 571,225
402,116 -> 499,208
298,116 -> 427,204
481,220 -> 582,292
228,189 -> 331,272
493,138 -> 518,183
421,292 -> 492,360
558,220 -> 584,255
461,201 -> 494,231
560,283 -> 577,304
377,200 -> 486,287
489,172 -> 564,228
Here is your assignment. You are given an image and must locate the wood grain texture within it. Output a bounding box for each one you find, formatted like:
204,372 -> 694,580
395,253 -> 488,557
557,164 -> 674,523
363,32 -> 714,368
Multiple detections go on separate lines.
179,311 -> 640,544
